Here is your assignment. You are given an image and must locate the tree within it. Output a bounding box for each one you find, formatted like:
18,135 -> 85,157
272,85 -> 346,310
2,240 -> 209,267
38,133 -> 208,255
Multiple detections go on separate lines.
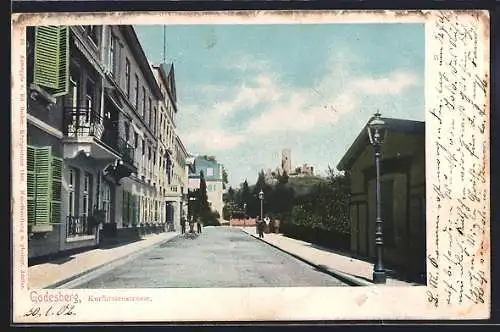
240,179 -> 252,216
289,167 -> 350,234
226,186 -> 236,202
222,167 -> 228,190
250,171 -> 272,218
197,170 -> 212,223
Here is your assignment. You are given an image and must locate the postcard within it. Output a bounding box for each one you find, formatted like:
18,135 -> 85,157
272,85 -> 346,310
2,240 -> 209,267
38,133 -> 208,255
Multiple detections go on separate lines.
11,10 -> 490,323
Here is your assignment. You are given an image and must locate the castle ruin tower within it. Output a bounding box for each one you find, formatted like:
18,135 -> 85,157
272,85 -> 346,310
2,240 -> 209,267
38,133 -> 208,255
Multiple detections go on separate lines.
281,149 -> 291,174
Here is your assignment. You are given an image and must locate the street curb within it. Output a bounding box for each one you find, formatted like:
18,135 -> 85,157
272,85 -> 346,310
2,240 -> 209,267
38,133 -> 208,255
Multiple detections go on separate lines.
242,229 -> 374,287
44,233 -> 180,289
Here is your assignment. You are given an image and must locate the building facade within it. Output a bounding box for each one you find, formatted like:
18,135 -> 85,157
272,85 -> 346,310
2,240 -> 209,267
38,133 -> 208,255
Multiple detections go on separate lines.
174,135 -> 190,226
188,157 -> 225,217
26,25 -> 187,260
151,63 -> 180,231
337,117 -> 426,282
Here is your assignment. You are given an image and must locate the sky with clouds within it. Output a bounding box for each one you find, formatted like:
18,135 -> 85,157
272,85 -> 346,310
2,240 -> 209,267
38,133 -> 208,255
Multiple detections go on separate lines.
134,23 -> 425,189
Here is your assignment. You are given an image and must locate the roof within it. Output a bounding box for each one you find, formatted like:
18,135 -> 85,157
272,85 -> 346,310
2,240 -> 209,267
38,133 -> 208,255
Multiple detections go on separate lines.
336,117 -> 425,171
175,135 -> 189,158
188,156 -> 222,181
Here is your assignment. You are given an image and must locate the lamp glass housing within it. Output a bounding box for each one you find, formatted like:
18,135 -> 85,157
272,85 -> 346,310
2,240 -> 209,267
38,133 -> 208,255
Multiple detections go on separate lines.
367,113 -> 387,145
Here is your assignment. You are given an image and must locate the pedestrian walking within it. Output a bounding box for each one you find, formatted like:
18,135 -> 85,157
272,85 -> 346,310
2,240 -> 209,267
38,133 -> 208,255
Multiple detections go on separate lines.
181,217 -> 186,234
197,217 -> 202,234
257,217 -> 264,238
189,216 -> 195,233
264,216 -> 270,234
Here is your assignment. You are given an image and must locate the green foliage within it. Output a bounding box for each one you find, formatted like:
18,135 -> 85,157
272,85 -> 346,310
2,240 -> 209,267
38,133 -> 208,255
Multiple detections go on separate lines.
199,155 -> 217,163
229,167 -> 351,235
222,167 -> 228,189
287,176 -> 327,197
203,210 -> 221,226
197,170 -> 212,223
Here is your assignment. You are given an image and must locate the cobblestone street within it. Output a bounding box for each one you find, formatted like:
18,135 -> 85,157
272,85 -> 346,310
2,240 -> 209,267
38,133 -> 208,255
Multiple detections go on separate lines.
74,227 -> 348,288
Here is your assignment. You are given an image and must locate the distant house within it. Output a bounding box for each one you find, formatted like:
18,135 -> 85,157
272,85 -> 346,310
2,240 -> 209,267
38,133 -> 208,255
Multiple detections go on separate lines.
337,117 -> 426,281
188,156 -> 225,217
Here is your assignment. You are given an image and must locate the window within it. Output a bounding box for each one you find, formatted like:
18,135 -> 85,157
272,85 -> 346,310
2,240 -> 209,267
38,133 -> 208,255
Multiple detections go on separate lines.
102,181 -> 111,224
124,192 -> 133,226
86,26 -> 99,46
82,172 -> 93,222
148,146 -> 152,161
134,132 -> 138,148
159,113 -> 163,139
142,139 -> 145,155
122,191 -> 129,226
207,168 -> 214,177
134,74 -> 139,110
68,167 -> 77,217
152,106 -> 157,134
69,70 -> 80,109
108,34 -> 115,73
127,193 -> 138,227
66,67 -> 81,136
148,97 -> 152,126
86,78 -> 95,114
142,87 -> 146,117
27,145 -> 62,233
125,58 -> 130,97
124,122 -> 130,142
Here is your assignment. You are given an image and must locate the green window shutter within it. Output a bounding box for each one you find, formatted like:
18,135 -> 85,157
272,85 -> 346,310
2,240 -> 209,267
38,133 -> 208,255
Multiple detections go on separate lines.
51,156 -> 63,224
34,147 -> 52,224
27,146 -> 36,225
33,26 -> 70,97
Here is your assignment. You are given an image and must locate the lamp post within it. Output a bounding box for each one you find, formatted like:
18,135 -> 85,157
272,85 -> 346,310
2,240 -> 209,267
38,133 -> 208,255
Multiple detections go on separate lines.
243,203 -> 247,229
189,196 -> 197,233
258,190 -> 264,224
367,110 -> 387,284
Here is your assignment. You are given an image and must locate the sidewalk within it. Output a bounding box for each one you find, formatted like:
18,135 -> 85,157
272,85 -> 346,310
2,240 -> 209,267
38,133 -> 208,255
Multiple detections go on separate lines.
241,228 -> 418,286
28,232 -> 179,289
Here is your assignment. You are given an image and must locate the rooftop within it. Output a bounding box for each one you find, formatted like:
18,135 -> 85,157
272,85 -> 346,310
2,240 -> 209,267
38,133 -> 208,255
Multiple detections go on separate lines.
336,117 -> 425,171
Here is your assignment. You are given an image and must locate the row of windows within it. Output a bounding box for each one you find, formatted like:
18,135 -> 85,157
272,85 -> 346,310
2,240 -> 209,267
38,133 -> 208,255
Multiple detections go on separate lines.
206,183 -> 218,192
122,191 -> 166,226
78,25 -> 175,133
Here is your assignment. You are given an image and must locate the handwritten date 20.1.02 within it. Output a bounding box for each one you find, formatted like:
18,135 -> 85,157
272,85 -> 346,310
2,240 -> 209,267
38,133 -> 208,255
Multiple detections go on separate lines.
24,304 -> 76,318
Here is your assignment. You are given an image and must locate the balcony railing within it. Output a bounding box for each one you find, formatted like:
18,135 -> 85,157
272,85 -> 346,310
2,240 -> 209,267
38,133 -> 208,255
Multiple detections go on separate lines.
66,215 -> 95,237
63,107 -> 135,167
117,137 -> 135,166
63,107 -> 105,139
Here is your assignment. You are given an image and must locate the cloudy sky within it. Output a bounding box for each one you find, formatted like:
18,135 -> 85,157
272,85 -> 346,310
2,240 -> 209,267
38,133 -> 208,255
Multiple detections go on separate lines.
135,23 -> 425,189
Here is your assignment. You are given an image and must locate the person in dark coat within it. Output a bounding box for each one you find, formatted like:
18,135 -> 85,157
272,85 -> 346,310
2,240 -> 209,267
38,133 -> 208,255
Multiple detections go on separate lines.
181,217 -> 186,234
257,217 -> 264,238
189,216 -> 195,233
197,217 -> 202,234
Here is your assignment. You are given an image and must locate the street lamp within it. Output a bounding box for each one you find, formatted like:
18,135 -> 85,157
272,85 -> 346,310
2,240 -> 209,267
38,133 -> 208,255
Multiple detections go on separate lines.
367,110 -> 387,284
243,203 -> 247,228
258,189 -> 264,224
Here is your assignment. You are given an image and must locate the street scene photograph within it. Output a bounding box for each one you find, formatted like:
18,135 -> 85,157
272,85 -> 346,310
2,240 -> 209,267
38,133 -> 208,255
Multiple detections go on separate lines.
25,22 -> 426,290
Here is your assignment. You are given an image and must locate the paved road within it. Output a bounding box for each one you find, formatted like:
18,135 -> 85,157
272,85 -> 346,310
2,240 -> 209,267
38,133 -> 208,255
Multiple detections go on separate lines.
75,227 -> 348,288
